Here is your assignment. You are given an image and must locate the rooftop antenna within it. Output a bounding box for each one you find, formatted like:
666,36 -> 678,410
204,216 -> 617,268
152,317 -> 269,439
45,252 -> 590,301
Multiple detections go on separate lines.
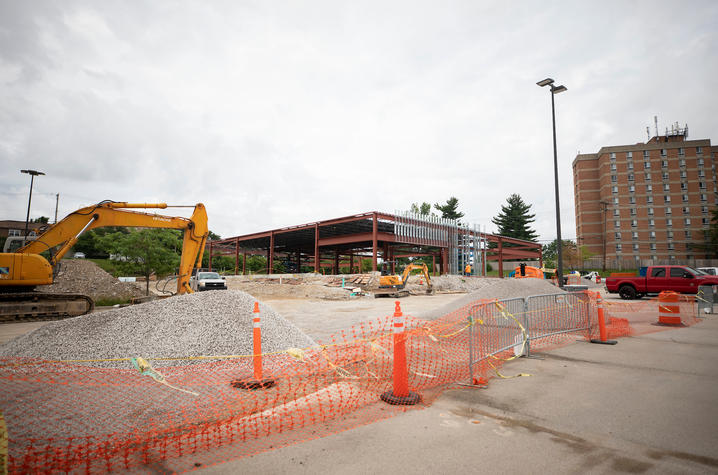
654,115 -> 659,140
646,126 -> 650,141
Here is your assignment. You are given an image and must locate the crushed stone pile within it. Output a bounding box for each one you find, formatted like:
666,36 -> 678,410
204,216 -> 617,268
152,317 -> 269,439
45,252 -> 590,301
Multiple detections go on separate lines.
418,278 -> 565,320
0,290 -> 316,368
39,259 -> 145,301
227,278 -> 357,300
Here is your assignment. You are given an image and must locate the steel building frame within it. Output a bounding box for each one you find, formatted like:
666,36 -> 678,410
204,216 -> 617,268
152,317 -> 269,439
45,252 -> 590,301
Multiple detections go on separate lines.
207,211 -> 542,277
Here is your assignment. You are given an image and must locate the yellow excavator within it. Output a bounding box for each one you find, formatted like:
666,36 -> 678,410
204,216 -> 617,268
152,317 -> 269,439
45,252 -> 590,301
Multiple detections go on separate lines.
375,262 -> 433,298
0,201 -> 208,321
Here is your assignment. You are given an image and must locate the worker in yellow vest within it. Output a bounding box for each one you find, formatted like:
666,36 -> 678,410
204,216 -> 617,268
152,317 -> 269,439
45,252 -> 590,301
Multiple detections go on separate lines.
464,263 -> 472,276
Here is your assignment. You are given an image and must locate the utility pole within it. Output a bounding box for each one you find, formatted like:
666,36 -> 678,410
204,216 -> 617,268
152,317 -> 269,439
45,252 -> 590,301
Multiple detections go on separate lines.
54,193 -> 59,224
600,201 -> 609,272
20,169 -> 45,242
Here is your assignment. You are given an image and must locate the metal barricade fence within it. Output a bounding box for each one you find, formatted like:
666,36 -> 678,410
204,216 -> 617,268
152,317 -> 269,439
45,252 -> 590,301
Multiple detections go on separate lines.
697,285 -> 717,315
467,292 -> 593,383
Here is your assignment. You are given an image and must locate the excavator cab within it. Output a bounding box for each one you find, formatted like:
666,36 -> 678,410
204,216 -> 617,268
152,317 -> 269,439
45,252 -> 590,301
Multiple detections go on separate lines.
375,262 -> 433,298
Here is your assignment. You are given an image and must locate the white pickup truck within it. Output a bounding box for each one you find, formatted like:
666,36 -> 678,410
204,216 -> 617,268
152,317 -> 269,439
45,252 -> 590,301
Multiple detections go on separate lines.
190,271 -> 228,291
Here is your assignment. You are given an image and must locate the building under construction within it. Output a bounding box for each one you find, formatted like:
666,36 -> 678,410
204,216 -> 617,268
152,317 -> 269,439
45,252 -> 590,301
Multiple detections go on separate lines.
207,211 -> 542,277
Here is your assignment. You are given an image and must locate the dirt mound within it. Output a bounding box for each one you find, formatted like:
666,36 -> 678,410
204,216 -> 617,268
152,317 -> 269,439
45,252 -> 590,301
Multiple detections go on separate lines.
417,278 -> 564,320
0,290 -> 315,368
39,259 -> 145,301
226,277 -> 359,300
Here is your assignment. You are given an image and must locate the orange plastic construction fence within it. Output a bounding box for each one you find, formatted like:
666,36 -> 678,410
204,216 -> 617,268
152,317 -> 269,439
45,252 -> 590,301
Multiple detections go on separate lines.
0,291 -> 697,473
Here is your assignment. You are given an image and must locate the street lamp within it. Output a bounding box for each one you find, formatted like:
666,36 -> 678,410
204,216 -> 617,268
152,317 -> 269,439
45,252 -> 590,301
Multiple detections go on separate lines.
600,201 -> 611,272
537,78 -> 567,287
20,169 -> 45,244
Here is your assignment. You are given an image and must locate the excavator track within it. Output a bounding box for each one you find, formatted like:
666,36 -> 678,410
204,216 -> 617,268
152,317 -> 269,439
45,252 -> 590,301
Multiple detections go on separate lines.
0,292 -> 95,323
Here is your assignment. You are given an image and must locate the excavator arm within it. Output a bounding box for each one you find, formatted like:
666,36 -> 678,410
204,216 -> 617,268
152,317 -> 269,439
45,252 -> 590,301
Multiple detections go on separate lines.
4,201 -> 208,295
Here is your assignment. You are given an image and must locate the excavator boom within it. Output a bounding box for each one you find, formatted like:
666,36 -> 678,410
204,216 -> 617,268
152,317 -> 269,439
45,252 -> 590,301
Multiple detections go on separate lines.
0,201 -> 208,321
375,263 -> 433,298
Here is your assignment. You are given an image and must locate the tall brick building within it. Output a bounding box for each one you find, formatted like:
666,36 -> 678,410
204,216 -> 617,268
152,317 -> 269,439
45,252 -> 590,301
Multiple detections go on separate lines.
573,126 -> 717,265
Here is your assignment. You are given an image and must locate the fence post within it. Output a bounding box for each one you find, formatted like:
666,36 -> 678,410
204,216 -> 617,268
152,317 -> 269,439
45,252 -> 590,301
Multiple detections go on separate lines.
523,297 -> 531,358
590,292 -> 617,345
381,301 -> 421,405
231,302 -> 276,389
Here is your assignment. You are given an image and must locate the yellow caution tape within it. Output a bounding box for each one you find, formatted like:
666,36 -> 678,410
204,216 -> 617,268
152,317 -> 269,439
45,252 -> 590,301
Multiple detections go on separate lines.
132,357 -> 199,396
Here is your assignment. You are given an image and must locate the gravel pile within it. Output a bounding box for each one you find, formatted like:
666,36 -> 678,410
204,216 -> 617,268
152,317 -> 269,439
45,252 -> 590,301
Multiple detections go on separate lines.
418,278 -> 565,320
227,279 -> 356,300
0,290 -> 316,368
39,259 -> 145,301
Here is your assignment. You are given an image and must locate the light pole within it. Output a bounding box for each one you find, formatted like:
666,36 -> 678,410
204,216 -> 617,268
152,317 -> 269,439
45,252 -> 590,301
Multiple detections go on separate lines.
20,169 -> 45,244
600,201 -> 610,272
537,78 -> 567,287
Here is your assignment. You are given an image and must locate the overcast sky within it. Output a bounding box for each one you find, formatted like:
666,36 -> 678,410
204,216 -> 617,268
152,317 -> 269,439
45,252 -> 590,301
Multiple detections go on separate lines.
1,0 -> 717,243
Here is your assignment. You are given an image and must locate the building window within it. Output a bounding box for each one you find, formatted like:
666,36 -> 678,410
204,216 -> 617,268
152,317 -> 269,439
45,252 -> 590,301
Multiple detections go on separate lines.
661,160 -> 668,168
698,170 -> 705,178
679,158 -> 686,167
647,219 -> 653,227
612,186 -> 618,194
685,230 -> 692,239
666,231 -> 673,239
630,208 -> 636,216
680,182 -> 687,191
699,181 -> 706,189
648,207 -> 654,215
631,220 -> 638,228
666,207 -> 672,215
628,173 -> 634,181
613,197 -> 619,205
8,229 -> 22,237
698,157 -> 704,166
660,149 -> 667,157
644,161 -> 651,169
678,147 -> 684,156
611,175 -> 617,183
611,163 -> 617,171
680,170 -> 687,179
663,183 -> 670,192
626,151 -> 633,159
615,232 -> 621,240
702,206 -> 708,214
613,208 -> 620,217
646,184 -> 652,193
682,194 -> 689,202
644,150 -> 650,158
646,195 -> 653,203
610,152 -> 616,160
703,217 -> 711,226
616,244 -> 622,252
614,220 -> 620,228
685,218 -> 691,226
632,231 -> 639,239
629,185 -> 635,193
650,243 -> 657,251
645,172 -> 652,181
668,242 -> 675,251
664,195 -> 671,203
666,218 -> 672,227
633,243 -> 639,252
662,172 -> 669,180
697,146 -> 703,155
701,194 -> 707,202
683,206 -> 690,214
627,162 -> 634,170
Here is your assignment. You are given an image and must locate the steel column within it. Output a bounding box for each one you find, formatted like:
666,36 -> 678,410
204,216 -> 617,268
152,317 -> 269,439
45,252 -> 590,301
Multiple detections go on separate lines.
314,223 -> 320,272
498,238 -> 503,278
372,213 -> 378,272
268,231 -> 275,274
234,237 -> 239,275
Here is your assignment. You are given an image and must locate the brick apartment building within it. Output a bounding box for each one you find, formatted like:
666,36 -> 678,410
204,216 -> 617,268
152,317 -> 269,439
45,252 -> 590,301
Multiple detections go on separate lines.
573,126 -> 717,266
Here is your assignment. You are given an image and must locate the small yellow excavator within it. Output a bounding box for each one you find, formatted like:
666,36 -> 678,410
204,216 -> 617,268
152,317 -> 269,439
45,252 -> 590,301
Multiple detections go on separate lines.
375,262 -> 433,298
0,201 -> 208,321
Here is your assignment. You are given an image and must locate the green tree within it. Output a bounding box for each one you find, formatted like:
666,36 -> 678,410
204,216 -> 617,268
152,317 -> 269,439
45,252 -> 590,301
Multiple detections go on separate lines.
434,197 -> 464,220
99,229 -> 182,295
410,202 -> 433,215
491,194 -> 538,242
73,227 -> 130,258
208,230 -> 221,240
542,239 -> 588,269
32,216 -> 50,224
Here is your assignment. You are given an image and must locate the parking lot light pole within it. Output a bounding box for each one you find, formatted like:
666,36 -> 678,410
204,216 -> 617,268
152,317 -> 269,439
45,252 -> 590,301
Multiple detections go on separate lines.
537,78 -> 567,287
20,169 -> 45,243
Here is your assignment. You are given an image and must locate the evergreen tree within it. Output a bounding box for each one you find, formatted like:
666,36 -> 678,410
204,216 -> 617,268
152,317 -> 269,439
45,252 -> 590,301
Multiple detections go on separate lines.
491,194 -> 538,242
434,197 -> 464,220
410,202 -> 433,216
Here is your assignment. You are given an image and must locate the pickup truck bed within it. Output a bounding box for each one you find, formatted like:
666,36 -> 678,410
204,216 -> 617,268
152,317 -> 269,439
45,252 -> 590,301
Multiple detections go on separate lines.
605,265 -> 718,299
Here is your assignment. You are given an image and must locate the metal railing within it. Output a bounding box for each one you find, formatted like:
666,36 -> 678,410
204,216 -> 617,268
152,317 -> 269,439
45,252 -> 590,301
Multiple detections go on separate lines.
467,292 -> 592,384
698,284 -> 717,315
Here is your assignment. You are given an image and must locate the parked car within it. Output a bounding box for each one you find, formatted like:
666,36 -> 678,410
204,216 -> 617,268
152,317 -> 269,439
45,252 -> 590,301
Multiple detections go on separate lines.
605,265 -> 718,299
189,271 -> 227,291
583,271 -> 600,281
697,267 -> 718,276
73,252 -> 86,259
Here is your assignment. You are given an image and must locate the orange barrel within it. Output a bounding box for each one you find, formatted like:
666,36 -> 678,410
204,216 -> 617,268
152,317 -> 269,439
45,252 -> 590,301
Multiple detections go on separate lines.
658,291 -> 682,325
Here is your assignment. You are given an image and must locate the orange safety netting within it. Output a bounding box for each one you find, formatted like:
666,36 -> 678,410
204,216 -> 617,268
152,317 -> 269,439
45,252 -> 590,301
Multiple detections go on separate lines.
0,290 -> 696,473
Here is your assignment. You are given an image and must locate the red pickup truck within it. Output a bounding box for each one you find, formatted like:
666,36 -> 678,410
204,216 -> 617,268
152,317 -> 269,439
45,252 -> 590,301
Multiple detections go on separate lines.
605,265 -> 718,300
